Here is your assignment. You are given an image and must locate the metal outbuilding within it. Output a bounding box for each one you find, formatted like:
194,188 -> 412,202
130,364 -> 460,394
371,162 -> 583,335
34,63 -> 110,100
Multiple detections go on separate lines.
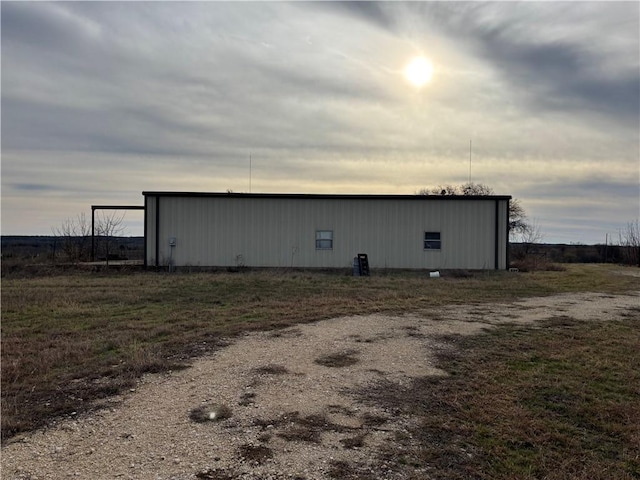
143,192 -> 511,270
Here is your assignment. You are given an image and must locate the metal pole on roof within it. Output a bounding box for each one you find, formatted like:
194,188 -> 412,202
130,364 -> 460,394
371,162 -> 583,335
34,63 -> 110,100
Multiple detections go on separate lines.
469,139 -> 472,183
91,206 -> 95,262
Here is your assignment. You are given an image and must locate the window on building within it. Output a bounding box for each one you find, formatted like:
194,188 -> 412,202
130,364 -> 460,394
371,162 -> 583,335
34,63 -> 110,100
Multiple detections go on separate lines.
424,232 -> 441,250
316,230 -> 333,250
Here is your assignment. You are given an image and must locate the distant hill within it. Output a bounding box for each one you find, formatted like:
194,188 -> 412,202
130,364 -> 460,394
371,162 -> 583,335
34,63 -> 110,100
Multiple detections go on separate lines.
2,236 -> 631,266
511,242 -> 626,264
1,236 -> 144,261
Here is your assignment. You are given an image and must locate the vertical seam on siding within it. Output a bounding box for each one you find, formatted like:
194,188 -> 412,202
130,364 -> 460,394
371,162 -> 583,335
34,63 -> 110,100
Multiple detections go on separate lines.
143,195 -> 148,268
494,200 -> 499,270
505,199 -> 510,269
155,196 -> 160,267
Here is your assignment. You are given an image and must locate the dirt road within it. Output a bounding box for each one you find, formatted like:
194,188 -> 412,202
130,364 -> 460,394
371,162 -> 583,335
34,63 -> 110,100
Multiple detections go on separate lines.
3,291 -> 638,480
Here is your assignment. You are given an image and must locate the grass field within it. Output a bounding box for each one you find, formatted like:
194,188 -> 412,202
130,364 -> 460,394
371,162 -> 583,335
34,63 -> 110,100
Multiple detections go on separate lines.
2,264 -> 639,477
361,314 -> 640,479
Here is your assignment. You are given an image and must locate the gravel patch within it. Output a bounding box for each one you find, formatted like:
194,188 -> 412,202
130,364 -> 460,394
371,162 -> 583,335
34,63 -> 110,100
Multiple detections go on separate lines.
3,291 -> 638,480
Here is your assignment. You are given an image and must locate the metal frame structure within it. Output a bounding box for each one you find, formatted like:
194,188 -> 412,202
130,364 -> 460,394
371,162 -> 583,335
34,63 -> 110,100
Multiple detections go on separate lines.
91,205 -> 144,261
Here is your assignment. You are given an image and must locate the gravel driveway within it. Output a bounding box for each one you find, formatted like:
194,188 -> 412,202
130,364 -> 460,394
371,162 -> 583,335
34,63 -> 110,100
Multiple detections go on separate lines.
3,291 -> 639,480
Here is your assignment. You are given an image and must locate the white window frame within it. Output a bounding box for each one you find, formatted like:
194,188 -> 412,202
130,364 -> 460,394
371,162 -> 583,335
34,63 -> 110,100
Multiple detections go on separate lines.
315,230 -> 333,250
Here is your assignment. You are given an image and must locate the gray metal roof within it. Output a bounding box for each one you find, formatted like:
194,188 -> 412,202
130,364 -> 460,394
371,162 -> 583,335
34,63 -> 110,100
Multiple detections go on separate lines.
142,191 -> 512,201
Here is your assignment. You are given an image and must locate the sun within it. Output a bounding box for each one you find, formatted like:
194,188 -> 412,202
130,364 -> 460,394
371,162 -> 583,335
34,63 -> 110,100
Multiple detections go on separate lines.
404,56 -> 433,87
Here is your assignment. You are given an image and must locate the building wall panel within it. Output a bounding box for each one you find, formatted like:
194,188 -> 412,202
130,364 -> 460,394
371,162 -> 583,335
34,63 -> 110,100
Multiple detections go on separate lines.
145,194 -> 510,270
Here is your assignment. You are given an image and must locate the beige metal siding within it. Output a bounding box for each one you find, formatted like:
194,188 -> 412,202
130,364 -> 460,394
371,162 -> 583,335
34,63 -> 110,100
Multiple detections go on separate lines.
145,195 -> 509,269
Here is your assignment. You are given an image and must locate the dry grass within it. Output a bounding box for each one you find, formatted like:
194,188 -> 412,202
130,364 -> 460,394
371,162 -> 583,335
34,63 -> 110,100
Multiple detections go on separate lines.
252,364 -> 289,375
356,313 -> 640,479
237,444 -> 274,465
277,412 -> 353,444
195,468 -> 235,480
1,264 -> 637,442
340,432 -> 367,449
327,459 -> 378,479
314,350 -> 360,368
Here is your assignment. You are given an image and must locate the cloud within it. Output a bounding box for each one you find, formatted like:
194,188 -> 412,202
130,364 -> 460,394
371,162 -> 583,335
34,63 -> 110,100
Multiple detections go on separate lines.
2,1 -> 396,159
1,2 -> 638,243
473,27 -> 639,122
430,2 -> 640,124
307,1 -> 399,32
296,2 -> 640,126
10,183 -> 60,192
1,1 -> 103,53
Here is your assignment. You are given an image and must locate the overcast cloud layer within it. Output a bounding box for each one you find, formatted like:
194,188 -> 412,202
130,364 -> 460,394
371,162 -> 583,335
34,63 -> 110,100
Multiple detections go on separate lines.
2,1 -> 639,243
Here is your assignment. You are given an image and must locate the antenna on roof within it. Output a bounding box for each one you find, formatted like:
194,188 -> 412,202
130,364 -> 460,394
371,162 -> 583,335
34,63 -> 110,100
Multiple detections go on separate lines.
469,139 -> 472,183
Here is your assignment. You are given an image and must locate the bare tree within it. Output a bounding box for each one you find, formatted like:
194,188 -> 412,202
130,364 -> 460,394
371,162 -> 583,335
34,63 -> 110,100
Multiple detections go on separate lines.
508,199 -> 531,237
619,219 -> 640,267
513,218 -> 545,257
417,182 -> 531,239
52,213 -> 91,263
418,182 -> 495,196
417,184 -> 459,196
510,218 -> 548,270
461,182 -> 495,196
95,211 -> 126,265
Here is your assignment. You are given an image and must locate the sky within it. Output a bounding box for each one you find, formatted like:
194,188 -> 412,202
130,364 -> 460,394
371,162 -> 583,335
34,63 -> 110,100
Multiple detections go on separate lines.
1,1 -> 639,244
